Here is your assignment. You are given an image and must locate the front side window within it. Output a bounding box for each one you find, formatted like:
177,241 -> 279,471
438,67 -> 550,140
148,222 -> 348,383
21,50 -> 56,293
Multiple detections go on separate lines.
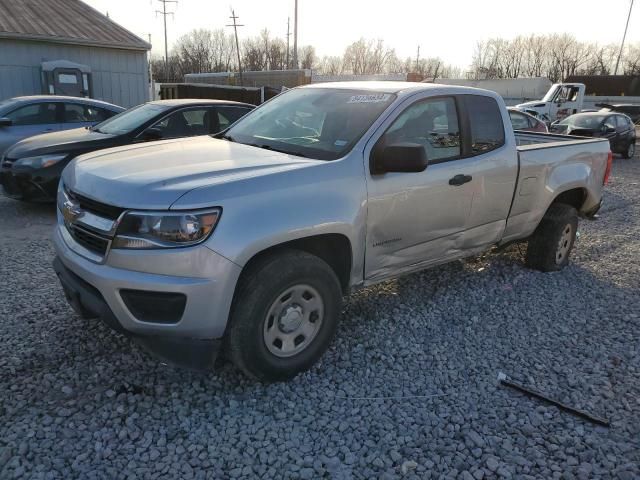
151,108 -> 211,138
604,117 -> 616,130
464,95 -> 505,154
7,103 -> 58,125
381,97 -> 461,162
226,88 -> 396,160
62,103 -> 112,123
93,103 -> 169,135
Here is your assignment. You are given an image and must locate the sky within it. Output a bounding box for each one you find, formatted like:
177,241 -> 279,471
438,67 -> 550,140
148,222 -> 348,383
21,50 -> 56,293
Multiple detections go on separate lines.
85,0 -> 640,69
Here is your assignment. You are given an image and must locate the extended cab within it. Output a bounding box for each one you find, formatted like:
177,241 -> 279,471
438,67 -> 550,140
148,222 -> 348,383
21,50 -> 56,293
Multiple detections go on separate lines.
53,82 -> 611,381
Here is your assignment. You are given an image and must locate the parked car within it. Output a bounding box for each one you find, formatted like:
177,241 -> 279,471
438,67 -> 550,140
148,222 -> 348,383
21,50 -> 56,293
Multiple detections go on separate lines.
0,95 -> 123,158
508,107 -> 548,132
53,82 -> 611,380
596,103 -> 640,124
0,99 -> 254,201
550,112 -> 636,159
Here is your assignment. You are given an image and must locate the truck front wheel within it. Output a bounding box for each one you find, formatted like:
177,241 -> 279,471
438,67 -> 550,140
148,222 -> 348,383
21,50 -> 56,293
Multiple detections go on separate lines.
225,249 -> 343,381
525,203 -> 578,272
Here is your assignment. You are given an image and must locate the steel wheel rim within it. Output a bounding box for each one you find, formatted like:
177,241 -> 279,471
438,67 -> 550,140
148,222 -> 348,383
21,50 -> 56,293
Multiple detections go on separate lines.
556,223 -> 573,264
263,284 -> 324,358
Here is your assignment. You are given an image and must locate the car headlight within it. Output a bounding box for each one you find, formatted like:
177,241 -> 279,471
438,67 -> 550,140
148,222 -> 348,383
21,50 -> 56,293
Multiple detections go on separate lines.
14,153 -> 67,168
112,209 -> 221,249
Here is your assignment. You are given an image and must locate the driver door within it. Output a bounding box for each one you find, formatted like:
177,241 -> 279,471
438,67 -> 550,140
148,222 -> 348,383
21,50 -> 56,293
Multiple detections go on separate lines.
364,95 -> 474,282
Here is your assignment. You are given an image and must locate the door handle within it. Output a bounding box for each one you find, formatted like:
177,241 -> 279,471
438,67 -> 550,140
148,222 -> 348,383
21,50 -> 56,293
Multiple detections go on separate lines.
449,174 -> 472,186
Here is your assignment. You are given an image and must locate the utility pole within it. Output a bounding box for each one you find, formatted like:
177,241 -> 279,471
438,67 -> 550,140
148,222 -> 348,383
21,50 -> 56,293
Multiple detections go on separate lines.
614,0 -> 635,75
292,0 -> 298,69
416,45 -> 420,72
226,9 -> 244,86
286,17 -> 291,70
156,0 -> 177,81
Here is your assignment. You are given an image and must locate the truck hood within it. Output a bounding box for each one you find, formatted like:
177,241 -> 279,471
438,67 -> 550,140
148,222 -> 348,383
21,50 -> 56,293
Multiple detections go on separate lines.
62,136 -> 321,210
516,101 -> 548,110
7,127 -> 116,158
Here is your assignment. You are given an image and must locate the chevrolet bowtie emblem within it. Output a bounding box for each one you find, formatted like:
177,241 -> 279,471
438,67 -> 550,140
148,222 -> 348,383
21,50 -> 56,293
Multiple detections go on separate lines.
62,199 -> 83,224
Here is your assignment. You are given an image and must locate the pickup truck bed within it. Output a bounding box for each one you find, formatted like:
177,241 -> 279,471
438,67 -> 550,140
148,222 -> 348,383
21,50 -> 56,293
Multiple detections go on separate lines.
501,132 -> 610,244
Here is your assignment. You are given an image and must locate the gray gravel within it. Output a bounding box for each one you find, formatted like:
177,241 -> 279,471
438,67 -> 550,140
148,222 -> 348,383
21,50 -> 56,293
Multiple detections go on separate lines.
1,152 -> 639,479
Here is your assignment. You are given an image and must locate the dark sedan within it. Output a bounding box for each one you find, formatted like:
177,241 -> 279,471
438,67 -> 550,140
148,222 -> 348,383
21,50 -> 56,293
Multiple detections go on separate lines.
550,112 -> 636,159
0,99 -> 254,201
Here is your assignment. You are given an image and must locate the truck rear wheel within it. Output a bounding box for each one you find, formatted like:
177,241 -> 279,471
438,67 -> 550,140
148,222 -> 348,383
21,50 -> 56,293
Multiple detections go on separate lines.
225,249 -> 343,381
525,203 -> 578,272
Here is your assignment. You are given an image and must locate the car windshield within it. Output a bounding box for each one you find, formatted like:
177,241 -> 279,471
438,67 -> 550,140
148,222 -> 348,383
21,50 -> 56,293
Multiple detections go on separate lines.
559,115 -> 605,129
92,103 -> 169,135
225,88 -> 396,160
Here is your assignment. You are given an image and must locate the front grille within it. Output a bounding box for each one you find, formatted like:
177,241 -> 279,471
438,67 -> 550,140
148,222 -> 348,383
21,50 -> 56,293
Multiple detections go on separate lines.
70,191 -> 125,220
68,224 -> 110,255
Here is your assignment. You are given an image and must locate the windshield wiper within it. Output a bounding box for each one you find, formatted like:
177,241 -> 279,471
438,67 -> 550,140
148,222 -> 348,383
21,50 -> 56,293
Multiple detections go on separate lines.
255,144 -> 308,158
220,133 -> 235,142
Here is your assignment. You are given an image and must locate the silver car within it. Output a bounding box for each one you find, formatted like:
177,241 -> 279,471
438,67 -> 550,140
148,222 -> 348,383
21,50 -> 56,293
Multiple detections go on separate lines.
0,96 -> 124,157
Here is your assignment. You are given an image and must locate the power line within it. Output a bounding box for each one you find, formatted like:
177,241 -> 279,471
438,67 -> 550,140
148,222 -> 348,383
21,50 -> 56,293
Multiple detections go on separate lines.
614,0 -> 635,75
226,8 -> 244,86
155,0 -> 178,80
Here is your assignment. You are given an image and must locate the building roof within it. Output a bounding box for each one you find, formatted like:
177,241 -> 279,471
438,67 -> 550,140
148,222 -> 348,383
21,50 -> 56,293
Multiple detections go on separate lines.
0,0 -> 150,51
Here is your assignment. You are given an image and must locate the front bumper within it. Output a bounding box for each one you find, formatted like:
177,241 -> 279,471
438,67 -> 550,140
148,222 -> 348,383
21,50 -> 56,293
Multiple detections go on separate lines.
53,223 -> 243,366
0,167 -> 59,201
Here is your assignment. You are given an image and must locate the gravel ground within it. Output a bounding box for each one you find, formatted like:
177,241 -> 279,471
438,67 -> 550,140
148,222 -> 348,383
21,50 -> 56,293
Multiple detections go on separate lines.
1,153 -> 639,480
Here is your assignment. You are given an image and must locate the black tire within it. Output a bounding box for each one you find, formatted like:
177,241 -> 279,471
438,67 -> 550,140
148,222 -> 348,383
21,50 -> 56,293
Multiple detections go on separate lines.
225,249 -> 343,381
622,141 -> 636,159
525,203 -> 578,272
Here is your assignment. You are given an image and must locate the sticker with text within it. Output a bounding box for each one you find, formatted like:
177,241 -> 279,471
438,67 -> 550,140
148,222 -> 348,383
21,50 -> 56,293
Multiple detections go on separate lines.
347,94 -> 391,104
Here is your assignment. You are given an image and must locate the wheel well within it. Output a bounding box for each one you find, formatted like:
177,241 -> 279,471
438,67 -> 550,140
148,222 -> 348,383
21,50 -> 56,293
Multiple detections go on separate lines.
242,234 -> 353,294
551,188 -> 587,211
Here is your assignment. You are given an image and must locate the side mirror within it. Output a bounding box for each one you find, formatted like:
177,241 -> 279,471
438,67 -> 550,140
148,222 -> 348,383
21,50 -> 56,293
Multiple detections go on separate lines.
602,125 -> 615,134
0,117 -> 12,127
371,143 -> 428,175
142,127 -> 163,141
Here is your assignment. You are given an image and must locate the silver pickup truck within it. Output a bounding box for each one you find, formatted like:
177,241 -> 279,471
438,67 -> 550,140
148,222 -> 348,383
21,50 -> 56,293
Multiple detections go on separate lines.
52,82 -> 612,380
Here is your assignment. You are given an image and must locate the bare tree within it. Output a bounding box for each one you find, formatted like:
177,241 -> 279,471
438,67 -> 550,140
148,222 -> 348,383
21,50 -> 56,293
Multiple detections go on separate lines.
299,45 -> 316,69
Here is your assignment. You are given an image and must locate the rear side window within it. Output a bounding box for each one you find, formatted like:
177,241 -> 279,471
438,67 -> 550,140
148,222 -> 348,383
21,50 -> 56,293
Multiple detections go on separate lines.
464,96 -> 505,154
217,107 -> 252,131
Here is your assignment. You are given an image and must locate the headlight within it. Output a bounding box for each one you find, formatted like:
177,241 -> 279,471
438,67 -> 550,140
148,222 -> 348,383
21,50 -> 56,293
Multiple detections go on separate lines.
112,209 -> 221,249
14,153 -> 67,168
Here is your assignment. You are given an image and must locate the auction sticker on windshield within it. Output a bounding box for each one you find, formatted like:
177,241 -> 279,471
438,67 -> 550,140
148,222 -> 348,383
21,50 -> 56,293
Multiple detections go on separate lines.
347,94 -> 392,104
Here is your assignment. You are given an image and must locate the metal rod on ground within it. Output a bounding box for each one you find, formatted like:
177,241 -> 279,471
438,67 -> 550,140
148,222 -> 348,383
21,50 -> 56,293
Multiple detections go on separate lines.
614,0 -> 635,75
227,9 -> 244,87
497,372 -> 610,427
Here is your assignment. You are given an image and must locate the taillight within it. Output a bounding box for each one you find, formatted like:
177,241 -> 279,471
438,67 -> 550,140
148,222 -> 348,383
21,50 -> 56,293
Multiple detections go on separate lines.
603,151 -> 613,185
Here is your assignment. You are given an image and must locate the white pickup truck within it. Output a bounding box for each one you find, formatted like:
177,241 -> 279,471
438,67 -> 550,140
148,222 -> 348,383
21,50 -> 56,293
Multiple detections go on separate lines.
53,82 -> 612,381
516,82 -> 586,124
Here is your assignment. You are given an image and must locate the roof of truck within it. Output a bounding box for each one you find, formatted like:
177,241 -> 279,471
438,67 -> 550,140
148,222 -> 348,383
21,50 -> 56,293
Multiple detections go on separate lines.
303,81 -> 500,97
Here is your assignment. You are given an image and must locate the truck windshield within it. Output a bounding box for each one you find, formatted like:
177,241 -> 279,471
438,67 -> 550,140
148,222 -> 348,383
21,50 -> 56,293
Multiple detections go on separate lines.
92,103 -> 169,135
225,88 -> 396,160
